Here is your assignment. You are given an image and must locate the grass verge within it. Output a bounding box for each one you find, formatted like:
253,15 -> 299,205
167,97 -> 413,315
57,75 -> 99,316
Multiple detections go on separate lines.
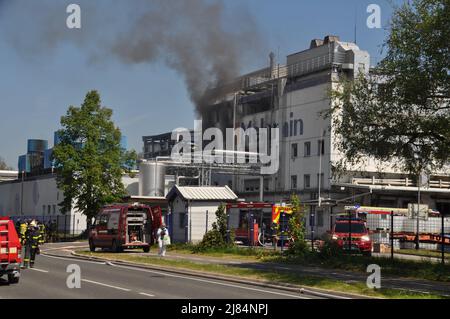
166,244 -> 450,283
395,249 -> 450,260
76,250 -> 445,299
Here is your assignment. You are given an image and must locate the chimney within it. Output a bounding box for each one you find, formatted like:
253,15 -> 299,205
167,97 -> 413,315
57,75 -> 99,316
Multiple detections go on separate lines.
269,51 -> 275,78
323,35 -> 340,44
310,39 -> 324,49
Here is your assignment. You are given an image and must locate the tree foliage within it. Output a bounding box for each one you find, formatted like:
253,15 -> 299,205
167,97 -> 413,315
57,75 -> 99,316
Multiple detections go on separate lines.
53,91 -> 137,223
329,0 -> 449,174
287,194 -> 308,255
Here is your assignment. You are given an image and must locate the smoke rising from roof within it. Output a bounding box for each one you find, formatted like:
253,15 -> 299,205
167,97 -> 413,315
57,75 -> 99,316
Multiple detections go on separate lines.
0,0 -> 262,115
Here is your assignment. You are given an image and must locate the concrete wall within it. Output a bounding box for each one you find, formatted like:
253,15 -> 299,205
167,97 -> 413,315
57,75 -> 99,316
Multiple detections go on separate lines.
0,174 -> 142,234
0,176 -> 86,233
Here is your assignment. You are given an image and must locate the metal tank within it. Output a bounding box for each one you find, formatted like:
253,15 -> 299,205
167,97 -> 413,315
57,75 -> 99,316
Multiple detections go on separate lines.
139,161 -> 166,197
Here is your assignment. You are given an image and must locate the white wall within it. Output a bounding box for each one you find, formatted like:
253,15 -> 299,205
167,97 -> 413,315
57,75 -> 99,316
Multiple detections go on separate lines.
0,174 -> 141,233
169,195 -> 224,243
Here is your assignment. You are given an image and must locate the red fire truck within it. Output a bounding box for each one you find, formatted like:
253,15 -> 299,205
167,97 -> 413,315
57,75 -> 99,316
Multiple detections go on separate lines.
226,203 -> 294,246
0,217 -> 21,284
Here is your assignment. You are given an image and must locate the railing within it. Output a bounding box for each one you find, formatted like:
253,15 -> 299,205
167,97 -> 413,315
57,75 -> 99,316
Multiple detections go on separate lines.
238,53 -> 336,91
351,177 -> 450,189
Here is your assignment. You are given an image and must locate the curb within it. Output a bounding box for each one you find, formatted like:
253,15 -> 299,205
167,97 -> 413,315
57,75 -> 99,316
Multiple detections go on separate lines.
45,250 -> 375,299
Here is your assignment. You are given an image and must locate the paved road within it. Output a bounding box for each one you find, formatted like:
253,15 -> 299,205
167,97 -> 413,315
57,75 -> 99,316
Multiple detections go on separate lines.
63,243 -> 450,297
0,243 -> 318,299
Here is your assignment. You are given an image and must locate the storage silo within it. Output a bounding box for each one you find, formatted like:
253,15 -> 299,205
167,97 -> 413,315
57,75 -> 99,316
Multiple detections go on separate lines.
139,161 -> 166,197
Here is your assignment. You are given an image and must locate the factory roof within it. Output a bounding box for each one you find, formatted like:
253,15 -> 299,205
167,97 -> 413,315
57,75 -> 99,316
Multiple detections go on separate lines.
166,185 -> 238,202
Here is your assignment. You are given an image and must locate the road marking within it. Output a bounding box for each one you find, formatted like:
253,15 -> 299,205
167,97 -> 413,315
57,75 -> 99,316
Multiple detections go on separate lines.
82,279 -> 131,292
110,263 -> 311,299
139,292 -> 155,297
41,253 -> 107,265
29,268 -> 49,273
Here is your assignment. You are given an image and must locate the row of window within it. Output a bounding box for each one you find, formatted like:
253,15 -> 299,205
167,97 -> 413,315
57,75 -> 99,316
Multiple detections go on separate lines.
291,173 -> 324,190
42,204 -> 58,215
291,139 -> 325,158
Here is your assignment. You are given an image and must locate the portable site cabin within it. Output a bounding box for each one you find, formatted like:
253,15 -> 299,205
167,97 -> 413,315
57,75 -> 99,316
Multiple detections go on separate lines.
166,185 -> 238,243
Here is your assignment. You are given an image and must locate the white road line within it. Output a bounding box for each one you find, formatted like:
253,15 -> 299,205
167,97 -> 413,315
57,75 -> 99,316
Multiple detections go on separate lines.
29,268 -> 49,273
41,253 -> 107,265
82,279 -> 131,292
110,263 -> 311,299
40,253 -> 318,299
139,292 -> 155,297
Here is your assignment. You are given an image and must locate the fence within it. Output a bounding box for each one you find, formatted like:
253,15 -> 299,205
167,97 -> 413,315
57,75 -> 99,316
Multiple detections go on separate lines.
8,214 -> 85,242
367,213 -> 450,262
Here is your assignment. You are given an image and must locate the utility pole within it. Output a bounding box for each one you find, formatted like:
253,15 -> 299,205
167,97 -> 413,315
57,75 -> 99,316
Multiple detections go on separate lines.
416,174 -> 420,250
20,170 -> 24,216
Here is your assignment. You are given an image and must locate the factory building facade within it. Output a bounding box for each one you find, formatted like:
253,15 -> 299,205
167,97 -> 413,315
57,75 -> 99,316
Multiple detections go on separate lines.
201,35 -> 450,237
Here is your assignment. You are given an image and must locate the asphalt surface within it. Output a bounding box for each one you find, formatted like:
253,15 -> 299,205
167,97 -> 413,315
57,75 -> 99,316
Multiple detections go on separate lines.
0,243 -> 319,299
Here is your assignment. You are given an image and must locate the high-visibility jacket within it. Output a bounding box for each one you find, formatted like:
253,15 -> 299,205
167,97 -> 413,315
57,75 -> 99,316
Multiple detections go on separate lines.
26,227 -> 41,249
38,224 -> 46,244
20,223 -> 28,244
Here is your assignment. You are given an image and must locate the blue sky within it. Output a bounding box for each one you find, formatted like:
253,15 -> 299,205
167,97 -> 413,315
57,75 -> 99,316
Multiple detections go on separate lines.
0,0 -> 397,168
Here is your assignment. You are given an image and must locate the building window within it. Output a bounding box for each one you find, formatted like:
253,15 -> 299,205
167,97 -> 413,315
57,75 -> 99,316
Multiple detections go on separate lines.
291,143 -> 298,158
43,205 -> 45,215
317,210 -> 324,227
317,173 -> 324,189
304,142 -> 311,157
318,140 -> 325,156
304,174 -> 311,189
291,175 -> 297,190
47,205 -> 51,215
53,205 -> 56,215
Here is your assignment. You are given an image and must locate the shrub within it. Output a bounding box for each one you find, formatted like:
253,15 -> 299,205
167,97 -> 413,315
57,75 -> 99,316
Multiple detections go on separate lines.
196,203 -> 234,252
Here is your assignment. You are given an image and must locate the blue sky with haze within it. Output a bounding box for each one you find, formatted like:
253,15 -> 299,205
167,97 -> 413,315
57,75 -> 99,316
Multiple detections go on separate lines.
0,0 -> 397,168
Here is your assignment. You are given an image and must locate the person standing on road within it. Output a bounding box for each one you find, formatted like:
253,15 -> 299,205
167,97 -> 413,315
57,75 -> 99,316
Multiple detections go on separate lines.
23,220 -> 41,268
38,221 -> 46,245
19,219 -> 28,267
157,223 -> 170,257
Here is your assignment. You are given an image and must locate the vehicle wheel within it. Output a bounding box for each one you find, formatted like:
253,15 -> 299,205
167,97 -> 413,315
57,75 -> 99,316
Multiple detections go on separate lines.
89,239 -> 96,252
111,240 -> 120,253
8,274 -> 19,284
143,246 -> 150,253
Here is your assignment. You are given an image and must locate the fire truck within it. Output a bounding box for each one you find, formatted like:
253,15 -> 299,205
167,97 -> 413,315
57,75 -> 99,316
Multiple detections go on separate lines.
226,203 -> 294,246
0,217 -> 21,284
89,203 -> 163,253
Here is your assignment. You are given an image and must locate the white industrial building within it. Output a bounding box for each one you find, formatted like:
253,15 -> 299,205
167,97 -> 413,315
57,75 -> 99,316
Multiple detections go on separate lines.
0,173 -> 141,234
166,185 -> 238,243
201,35 -> 450,238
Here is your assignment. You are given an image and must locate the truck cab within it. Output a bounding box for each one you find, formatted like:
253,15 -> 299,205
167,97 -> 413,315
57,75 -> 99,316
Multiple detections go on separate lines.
331,217 -> 373,256
89,203 -> 162,253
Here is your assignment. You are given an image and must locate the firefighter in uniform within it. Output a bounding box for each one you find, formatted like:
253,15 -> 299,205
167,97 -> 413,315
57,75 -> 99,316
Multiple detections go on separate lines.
23,220 -> 41,269
38,221 -> 46,245
19,220 -> 28,267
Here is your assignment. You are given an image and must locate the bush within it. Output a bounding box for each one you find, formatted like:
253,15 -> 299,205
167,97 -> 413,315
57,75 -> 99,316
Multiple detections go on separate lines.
196,204 -> 235,252
318,235 -> 343,259
286,194 -> 308,256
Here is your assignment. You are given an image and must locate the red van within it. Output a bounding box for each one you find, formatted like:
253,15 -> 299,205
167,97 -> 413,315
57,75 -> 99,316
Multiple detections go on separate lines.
88,203 -> 162,253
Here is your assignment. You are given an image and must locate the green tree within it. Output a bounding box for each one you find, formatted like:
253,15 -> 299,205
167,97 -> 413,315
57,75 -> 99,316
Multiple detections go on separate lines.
287,194 -> 308,255
53,91 -> 137,227
329,0 -> 449,175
